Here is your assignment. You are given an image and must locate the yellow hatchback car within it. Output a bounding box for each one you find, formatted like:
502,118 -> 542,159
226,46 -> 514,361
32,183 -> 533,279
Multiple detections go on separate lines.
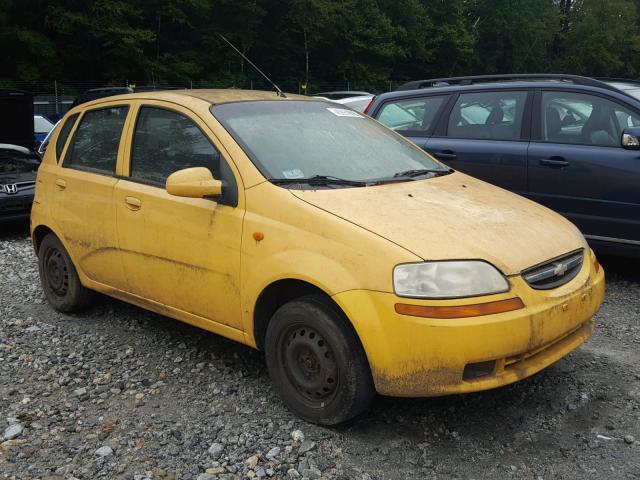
31,89 -> 604,424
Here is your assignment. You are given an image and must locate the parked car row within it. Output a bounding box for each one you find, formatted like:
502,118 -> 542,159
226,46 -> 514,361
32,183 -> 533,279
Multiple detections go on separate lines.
365,74 -> 640,257
2,76 -> 634,424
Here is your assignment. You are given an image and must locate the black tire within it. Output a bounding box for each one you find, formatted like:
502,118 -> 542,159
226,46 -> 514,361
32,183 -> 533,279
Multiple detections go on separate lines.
38,234 -> 94,312
265,294 -> 375,425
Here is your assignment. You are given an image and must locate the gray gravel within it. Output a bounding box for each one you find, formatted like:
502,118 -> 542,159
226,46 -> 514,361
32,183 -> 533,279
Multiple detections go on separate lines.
1,220 -> 639,479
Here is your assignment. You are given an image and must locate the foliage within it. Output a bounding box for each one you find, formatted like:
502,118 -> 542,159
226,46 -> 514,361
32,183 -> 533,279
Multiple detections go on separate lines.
1,0 -> 639,92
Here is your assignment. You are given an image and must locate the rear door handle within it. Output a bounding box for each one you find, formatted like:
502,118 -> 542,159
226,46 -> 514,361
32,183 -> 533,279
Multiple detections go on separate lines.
433,150 -> 457,160
55,179 -> 66,190
540,157 -> 569,168
124,196 -> 142,211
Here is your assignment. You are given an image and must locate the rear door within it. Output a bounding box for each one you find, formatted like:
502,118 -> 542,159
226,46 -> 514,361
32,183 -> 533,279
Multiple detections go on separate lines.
51,103 -> 131,289
426,89 -> 531,194
374,94 -> 450,149
527,89 -> 640,245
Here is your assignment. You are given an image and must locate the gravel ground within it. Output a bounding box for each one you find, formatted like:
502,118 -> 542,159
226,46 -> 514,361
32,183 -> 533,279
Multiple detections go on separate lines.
1,220 -> 639,480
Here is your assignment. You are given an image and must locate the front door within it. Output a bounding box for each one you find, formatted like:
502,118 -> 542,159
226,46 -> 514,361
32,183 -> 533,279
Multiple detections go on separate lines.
426,89 -> 531,194
114,103 -> 244,329
51,104 -> 130,289
527,90 -> 640,244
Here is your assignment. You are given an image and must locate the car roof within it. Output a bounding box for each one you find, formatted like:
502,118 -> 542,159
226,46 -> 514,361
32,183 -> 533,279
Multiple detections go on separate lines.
75,89 -> 315,110
376,79 -> 640,107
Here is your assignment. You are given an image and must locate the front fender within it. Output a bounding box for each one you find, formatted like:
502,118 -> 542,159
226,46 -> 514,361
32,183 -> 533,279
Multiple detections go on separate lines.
239,249 -> 363,345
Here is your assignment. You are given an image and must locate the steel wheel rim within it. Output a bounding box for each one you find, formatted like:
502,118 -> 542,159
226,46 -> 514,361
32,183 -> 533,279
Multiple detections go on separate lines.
44,247 -> 69,297
279,325 -> 339,405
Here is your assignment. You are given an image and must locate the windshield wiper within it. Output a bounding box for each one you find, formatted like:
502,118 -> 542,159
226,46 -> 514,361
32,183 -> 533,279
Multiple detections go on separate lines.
270,175 -> 368,187
392,168 -> 453,179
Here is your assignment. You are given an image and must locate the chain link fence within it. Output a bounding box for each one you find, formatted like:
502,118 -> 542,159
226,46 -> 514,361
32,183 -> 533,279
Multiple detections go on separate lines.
2,78 -> 406,118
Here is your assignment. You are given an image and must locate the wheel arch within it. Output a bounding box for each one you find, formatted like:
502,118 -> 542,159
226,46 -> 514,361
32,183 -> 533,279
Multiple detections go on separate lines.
252,278 -> 364,355
32,224 -> 57,254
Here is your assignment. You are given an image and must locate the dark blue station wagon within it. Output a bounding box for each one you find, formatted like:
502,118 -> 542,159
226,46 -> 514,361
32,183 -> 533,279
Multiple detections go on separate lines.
366,75 -> 640,257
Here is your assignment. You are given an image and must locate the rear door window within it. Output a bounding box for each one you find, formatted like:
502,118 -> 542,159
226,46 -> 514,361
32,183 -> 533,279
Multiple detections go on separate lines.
64,106 -> 129,174
447,91 -> 527,140
377,96 -> 446,133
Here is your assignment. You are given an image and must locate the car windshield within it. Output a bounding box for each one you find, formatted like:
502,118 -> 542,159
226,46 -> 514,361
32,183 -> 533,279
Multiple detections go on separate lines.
211,100 -> 448,186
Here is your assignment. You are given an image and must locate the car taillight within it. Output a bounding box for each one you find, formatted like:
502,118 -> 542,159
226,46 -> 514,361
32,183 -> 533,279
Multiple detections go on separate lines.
363,96 -> 376,115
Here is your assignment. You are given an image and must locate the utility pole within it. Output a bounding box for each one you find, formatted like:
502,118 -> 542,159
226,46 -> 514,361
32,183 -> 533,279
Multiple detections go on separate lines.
54,80 -> 59,115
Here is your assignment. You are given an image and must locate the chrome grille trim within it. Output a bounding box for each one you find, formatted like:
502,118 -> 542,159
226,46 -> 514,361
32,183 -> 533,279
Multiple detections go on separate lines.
522,250 -> 584,290
0,181 -> 36,194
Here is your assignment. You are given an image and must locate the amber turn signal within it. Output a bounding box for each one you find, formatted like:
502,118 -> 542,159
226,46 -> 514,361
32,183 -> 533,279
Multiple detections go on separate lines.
252,231 -> 265,241
395,297 -> 525,319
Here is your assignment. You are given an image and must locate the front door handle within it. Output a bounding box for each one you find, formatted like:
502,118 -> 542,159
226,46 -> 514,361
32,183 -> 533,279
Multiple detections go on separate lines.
540,157 -> 569,168
433,150 -> 457,160
55,179 -> 66,190
124,196 -> 142,211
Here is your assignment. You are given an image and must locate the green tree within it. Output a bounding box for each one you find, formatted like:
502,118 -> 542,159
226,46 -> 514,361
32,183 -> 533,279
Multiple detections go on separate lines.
46,0 -> 154,83
555,0 -> 640,77
468,0 -> 559,74
422,0 -> 475,77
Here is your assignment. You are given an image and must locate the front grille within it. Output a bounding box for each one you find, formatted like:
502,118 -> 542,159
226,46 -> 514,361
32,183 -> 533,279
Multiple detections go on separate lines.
0,181 -> 36,194
521,250 -> 584,290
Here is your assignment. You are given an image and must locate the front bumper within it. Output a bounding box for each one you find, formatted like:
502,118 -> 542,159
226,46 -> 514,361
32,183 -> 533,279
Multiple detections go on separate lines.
332,251 -> 605,397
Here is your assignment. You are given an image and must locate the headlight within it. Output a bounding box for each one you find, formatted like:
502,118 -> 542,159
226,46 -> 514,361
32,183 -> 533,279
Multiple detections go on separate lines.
393,261 -> 509,299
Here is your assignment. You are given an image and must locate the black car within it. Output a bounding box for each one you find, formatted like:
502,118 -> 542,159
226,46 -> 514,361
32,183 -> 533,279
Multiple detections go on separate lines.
0,89 -> 39,222
70,86 -> 134,108
366,74 -> 640,257
0,144 -> 39,221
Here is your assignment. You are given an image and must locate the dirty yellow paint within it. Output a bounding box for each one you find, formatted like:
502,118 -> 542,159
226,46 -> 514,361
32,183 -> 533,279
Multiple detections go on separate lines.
332,249 -> 604,396
31,89 -> 605,398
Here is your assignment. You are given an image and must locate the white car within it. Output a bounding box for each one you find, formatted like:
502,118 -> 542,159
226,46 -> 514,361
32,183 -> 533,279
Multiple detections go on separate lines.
333,95 -> 375,113
34,115 -> 55,144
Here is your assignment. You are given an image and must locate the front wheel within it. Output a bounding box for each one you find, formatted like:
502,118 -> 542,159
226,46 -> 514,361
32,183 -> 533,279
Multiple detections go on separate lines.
38,234 -> 94,312
265,295 -> 375,425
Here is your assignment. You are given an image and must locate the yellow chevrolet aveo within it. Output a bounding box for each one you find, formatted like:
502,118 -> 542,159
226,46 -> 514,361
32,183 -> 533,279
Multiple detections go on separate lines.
31,90 -> 604,424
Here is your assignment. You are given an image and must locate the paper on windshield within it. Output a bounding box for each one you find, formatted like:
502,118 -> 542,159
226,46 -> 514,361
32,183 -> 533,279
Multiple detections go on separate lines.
327,108 -> 363,118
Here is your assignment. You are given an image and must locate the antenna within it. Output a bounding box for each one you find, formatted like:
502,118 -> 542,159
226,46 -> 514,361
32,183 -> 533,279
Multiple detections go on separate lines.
218,34 -> 287,98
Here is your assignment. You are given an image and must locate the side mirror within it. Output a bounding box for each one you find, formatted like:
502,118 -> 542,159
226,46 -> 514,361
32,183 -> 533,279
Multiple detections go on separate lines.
621,127 -> 640,150
166,167 -> 222,198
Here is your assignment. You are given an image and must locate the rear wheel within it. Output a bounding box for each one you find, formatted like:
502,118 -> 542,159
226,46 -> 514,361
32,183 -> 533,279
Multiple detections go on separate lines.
38,234 -> 94,312
265,295 -> 374,425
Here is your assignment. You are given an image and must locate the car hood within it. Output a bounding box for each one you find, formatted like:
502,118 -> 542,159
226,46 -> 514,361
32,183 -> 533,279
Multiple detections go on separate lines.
290,172 -> 587,275
0,170 -> 37,184
0,147 -> 39,184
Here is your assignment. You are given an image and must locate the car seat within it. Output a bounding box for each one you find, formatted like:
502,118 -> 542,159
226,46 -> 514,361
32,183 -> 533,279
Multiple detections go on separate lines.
545,107 -> 562,142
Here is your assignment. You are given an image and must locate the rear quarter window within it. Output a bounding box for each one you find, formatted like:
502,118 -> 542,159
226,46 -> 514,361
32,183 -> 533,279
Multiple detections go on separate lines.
377,96 -> 445,133
55,113 -> 79,162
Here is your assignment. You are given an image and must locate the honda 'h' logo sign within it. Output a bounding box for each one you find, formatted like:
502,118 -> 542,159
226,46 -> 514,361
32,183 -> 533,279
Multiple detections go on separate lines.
5,184 -> 18,194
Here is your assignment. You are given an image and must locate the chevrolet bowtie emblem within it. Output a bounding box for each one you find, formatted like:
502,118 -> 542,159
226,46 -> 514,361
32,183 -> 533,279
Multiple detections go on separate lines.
553,262 -> 569,276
